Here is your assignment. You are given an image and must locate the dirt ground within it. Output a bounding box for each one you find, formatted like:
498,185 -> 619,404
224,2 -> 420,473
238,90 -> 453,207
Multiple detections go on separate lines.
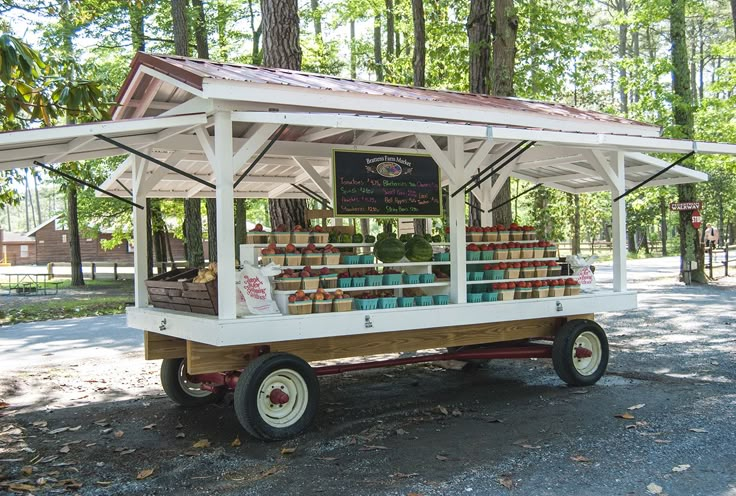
1,276 -> 735,495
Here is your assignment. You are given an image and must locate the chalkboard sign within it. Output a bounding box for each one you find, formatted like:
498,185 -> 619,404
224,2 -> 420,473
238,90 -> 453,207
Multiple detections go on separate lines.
332,150 -> 442,218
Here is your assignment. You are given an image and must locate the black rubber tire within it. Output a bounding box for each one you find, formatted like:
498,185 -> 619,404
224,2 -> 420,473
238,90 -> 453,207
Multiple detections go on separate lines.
234,353 -> 319,441
552,319 -> 609,387
160,358 -> 225,407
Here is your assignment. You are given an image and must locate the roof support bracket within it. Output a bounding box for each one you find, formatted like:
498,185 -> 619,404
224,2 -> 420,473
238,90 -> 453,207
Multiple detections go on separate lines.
489,183 -> 543,212
292,183 -> 331,209
33,160 -> 143,210
233,124 -> 288,188
95,134 -> 215,189
451,141 -> 535,198
613,151 -> 695,202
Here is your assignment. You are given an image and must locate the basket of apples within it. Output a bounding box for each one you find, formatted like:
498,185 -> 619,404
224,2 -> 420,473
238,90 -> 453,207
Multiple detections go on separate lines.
531,280 -> 549,298
509,222 -> 524,241
515,281 -> 532,299
480,243 -> 495,261
260,243 -> 285,266
292,224 -> 310,244
496,224 -> 510,242
545,242 -> 558,258
547,260 -> 562,277
275,268 -> 302,291
332,289 -> 353,312
534,241 -> 547,258
287,290 -> 312,315
382,269 -> 402,286
484,263 -> 505,280
466,243 -> 482,261
493,282 -> 516,301
299,243 -> 322,266
533,260 -> 548,277
283,243 -> 302,266
354,292 -> 378,310
364,269 -> 383,287
521,242 -> 535,259
310,224 -> 329,244
300,266 -> 320,290
505,262 -> 521,279
520,261 -> 535,279
466,226 -> 483,242
322,244 -> 342,265
246,223 -> 269,244
270,224 -> 291,244
311,288 -> 333,313
522,225 -> 537,241
318,267 -> 338,288
564,278 -> 581,296
494,243 -> 509,260
507,241 -> 522,260
483,226 -> 498,242
548,279 -> 565,297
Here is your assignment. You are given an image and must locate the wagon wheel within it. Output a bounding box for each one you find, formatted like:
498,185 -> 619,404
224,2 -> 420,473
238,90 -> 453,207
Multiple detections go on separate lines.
234,353 -> 319,441
552,319 -> 609,387
160,357 -> 225,407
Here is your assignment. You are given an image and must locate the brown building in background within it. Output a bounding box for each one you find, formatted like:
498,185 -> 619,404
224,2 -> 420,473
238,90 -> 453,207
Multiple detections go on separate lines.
0,230 -> 36,265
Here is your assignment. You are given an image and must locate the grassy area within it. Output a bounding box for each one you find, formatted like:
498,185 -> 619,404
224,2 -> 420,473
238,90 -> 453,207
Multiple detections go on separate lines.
0,296 -> 132,325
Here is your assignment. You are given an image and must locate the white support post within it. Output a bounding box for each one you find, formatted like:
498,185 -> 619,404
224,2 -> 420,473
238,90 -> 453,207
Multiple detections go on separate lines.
131,156 -> 149,308
448,136 -> 467,304
610,151 -> 627,292
214,111 -> 237,319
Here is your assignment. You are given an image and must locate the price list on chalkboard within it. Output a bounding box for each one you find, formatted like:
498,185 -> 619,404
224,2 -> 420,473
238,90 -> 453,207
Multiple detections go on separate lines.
332,150 -> 442,218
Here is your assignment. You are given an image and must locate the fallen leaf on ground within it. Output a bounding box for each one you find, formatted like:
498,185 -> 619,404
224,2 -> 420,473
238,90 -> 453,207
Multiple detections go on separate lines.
101,428 -> 113,434
21,465 -> 33,475
119,449 -> 136,456
570,455 -> 591,463
436,454 -> 449,461
48,427 -> 70,435
175,422 -> 183,430
176,432 -> 185,439
435,405 -> 449,416
259,466 -> 281,478
32,421 -> 47,428
8,483 -> 36,492
136,468 -> 154,480
231,437 -> 241,447
625,424 -> 637,430
572,389 -> 589,394
487,418 -> 504,423
359,445 -> 389,451
396,428 -> 408,436
390,472 -> 418,478
192,439 -> 210,449
317,457 -> 337,461
280,447 -> 296,455
498,477 -> 513,489
407,493 -> 424,496
689,428 -> 707,433
36,477 -> 46,485
672,464 -> 690,472
521,444 -> 541,449
60,479 -> 82,490
451,409 -> 462,417
68,425 -> 82,432
615,413 -> 635,420
93,419 -> 109,427
646,482 -> 663,494
143,424 -> 156,430
628,404 -> 646,410
654,439 -> 671,444
59,446 -> 70,454
96,481 -> 113,487
113,430 -> 124,438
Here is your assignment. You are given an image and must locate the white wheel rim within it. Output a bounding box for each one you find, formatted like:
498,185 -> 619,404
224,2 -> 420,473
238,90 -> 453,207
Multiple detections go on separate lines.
177,361 -> 212,398
257,369 -> 309,428
572,331 -> 602,376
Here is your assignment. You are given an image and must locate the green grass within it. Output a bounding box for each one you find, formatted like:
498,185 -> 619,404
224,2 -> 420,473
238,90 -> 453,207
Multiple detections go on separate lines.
0,296 -> 132,325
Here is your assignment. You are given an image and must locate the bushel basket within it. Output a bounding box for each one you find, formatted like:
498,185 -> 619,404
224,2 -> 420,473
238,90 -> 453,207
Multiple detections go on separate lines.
145,268 -> 219,315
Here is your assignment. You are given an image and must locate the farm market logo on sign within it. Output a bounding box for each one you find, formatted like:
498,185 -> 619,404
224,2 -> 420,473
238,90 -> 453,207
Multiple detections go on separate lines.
364,155 -> 413,178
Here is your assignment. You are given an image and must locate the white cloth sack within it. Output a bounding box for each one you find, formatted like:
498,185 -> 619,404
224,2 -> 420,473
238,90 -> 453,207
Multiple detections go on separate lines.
566,255 -> 598,292
236,262 -> 282,315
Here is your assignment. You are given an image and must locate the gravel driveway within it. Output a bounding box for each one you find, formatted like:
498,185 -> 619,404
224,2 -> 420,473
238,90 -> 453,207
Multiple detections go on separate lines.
0,261 -> 734,496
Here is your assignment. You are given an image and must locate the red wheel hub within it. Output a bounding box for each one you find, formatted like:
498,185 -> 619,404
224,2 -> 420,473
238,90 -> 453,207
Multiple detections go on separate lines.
269,389 -> 290,405
575,347 -> 593,358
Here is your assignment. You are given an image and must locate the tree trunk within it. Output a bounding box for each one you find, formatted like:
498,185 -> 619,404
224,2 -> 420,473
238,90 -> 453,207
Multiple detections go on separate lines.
731,0 -> 736,39
360,219 -> 371,236
468,0 -> 491,94
671,0 -> 704,284
617,1 -> 629,116
411,0 -> 425,87
261,0 -> 308,227
248,0 -> 262,63
32,173 -> 42,224
386,0 -> 395,60
373,15 -> 384,80
268,199 -> 307,231
192,0 -> 209,58
206,198 -> 217,262
170,0 -> 189,56
350,20 -> 357,78
311,0 -> 322,38
67,183 -> 84,286
627,229 -> 637,254
468,194 -> 482,227
489,0 -> 518,226
660,196 -> 668,256
184,199 -> 205,267
23,173 -> 31,231
235,198 -> 247,260
129,1 -> 146,52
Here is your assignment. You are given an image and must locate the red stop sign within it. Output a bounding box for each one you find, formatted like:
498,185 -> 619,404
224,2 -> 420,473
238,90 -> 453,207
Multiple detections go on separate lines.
691,209 -> 702,229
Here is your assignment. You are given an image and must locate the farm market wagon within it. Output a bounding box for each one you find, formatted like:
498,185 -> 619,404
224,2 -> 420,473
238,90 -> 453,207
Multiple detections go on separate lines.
2,53 -> 734,440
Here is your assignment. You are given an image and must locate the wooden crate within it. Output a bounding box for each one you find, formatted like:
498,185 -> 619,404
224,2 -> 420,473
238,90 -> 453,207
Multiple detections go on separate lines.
145,268 -> 218,315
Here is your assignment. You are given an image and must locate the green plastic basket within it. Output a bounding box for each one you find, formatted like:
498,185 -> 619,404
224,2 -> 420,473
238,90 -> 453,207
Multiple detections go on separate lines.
398,297 -> 415,308
433,294 -> 449,305
415,295 -> 434,306
383,274 -> 402,285
419,273 -> 435,284
481,251 -> 495,261
403,273 -> 420,285
433,252 -> 450,262
483,292 -> 499,302
466,250 -> 481,261
337,277 -> 352,288
351,277 -> 366,288
468,293 -> 483,303
354,298 -> 378,310
365,274 -> 384,286
359,254 -> 375,264
377,297 -> 398,309
342,255 -> 360,265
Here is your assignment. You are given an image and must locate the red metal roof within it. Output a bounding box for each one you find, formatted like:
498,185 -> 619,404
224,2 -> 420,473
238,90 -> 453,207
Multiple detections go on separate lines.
120,53 -> 657,132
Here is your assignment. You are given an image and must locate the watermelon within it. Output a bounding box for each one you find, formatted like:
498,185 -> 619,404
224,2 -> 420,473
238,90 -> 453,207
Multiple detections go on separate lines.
328,232 -> 338,243
405,236 -> 433,262
374,238 -> 405,263
365,235 -> 376,243
352,233 -> 364,243
339,233 -> 352,243
399,233 -> 412,243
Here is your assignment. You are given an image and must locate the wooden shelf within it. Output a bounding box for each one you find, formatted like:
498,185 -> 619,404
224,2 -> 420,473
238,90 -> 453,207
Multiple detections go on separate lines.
244,242 -> 373,248
273,281 -> 450,295
278,261 -> 451,270
432,239 -> 546,246
466,275 -> 571,285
